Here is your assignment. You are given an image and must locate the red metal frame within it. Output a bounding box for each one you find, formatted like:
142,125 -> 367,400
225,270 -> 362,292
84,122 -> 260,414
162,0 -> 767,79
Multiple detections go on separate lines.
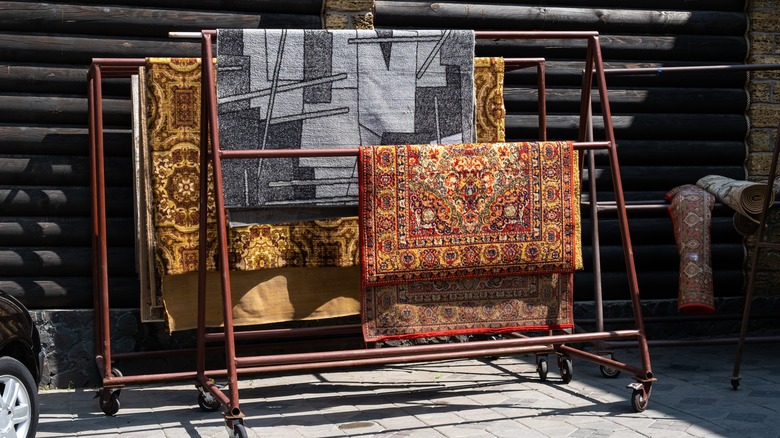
88,30 -> 654,432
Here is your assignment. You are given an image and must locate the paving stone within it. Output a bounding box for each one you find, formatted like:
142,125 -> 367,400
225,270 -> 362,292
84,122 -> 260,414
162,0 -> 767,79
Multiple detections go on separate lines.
32,345 -> 780,437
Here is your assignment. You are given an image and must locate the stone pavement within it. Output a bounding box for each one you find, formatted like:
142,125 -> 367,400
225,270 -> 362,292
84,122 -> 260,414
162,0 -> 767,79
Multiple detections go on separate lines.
36,343 -> 780,437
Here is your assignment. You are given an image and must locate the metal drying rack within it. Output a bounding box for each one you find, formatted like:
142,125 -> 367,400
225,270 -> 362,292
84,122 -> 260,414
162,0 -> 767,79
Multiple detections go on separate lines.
88,30 -> 654,437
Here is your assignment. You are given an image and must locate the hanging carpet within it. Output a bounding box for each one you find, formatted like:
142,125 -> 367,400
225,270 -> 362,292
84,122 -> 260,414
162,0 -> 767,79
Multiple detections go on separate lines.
359,141 -> 578,341
359,142 -> 579,286
216,29 -> 476,222
666,184 -> 716,315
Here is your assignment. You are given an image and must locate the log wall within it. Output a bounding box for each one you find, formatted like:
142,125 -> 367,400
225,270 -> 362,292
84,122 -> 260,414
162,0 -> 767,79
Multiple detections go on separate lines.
0,1 -> 321,308
0,0 -> 749,309
375,1 -> 748,302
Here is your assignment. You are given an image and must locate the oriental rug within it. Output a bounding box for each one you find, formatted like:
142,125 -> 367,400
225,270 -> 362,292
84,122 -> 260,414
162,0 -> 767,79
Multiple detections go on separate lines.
666,184 -> 715,315
161,267 -> 360,332
362,273 -> 574,342
146,57 -> 219,276
216,29 -> 476,220
474,57 -> 506,143
359,142 -> 578,286
696,175 -> 774,224
131,70 -> 164,321
229,217 -> 360,270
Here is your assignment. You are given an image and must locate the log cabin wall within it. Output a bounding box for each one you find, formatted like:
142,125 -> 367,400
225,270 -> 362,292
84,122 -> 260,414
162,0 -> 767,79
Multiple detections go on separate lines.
0,1 -> 760,312
0,1 -> 322,309
376,1 -> 751,304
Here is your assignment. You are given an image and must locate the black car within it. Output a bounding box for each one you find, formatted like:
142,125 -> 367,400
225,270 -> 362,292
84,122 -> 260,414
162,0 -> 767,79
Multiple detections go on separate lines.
0,291 -> 43,438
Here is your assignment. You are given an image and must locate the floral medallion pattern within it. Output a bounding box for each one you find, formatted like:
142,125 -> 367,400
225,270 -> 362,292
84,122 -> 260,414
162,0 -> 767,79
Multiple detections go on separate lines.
147,58 -> 219,275
229,217 -> 360,270
359,142 -> 578,286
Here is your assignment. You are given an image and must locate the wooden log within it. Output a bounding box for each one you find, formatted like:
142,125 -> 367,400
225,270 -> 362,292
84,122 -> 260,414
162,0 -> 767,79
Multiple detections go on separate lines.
504,87 -> 747,115
579,217 -> 741,246
506,114 -> 748,141
39,0 -> 323,15
583,165 -> 744,192
579,243 -> 743,272
0,156 -> 131,186
0,63 -> 103,95
0,33 -> 201,65
0,95 -> 129,127
476,34 -> 747,63
0,276 -> 138,309
573,270 -> 743,301
0,247 -> 136,277
379,0 -> 744,13
0,187 -> 133,216
0,63 -> 130,97
0,3 -> 320,37
588,141 -> 745,166
375,2 -> 746,35
0,127 -> 130,157
0,217 -> 134,246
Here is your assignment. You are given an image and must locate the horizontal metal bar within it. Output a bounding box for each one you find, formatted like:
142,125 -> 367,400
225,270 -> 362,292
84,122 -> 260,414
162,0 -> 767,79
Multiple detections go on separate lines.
91,58 -> 146,67
203,324 -> 361,343
219,141 -> 611,160
233,330 -> 640,368
172,30 -> 599,40
235,345 -> 556,374
604,63 -> 780,76
606,335 -> 780,349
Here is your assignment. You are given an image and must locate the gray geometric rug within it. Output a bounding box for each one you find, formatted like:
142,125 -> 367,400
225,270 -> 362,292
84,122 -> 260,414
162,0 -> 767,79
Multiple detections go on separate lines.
216,29 -> 475,221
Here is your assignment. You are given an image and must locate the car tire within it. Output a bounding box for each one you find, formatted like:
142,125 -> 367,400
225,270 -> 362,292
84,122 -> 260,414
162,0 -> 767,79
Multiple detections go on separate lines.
0,356 -> 39,438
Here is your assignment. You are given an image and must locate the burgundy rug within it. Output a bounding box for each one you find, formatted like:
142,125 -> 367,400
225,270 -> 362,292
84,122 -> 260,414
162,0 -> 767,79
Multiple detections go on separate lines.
666,184 -> 716,315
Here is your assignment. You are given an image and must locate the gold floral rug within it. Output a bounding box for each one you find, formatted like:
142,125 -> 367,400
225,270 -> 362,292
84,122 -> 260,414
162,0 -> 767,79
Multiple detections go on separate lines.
229,217 -> 359,270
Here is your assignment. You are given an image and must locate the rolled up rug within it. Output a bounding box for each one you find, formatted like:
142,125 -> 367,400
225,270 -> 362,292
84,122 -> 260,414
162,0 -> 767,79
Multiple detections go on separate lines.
732,211 -> 760,237
696,175 -> 774,223
666,184 -> 716,315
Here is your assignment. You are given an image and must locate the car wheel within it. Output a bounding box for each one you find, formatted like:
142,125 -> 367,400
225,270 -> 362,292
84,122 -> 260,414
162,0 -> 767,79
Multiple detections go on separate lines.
0,356 -> 38,438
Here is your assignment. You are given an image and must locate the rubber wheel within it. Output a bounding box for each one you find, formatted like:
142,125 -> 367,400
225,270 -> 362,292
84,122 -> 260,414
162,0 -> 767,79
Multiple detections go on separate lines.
0,356 -> 39,438
100,391 -> 121,416
631,389 -> 648,413
110,368 -> 122,397
600,365 -> 621,378
536,357 -> 548,382
559,357 -> 573,384
233,423 -> 248,438
198,392 -> 221,412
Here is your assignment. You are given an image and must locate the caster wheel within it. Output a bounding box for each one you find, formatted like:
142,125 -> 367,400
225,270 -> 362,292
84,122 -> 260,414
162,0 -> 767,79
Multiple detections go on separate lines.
233,423 -> 248,438
631,389 -> 648,413
100,391 -> 121,416
559,356 -> 573,384
110,368 -> 123,397
198,392 -> 221,412
536,357 -> 548,382
600,365 -> 621,378
731,377 -> 740,390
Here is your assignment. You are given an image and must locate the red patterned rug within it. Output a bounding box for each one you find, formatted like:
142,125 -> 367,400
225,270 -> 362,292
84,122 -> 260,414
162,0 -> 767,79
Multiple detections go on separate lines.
359,142 -> 578,286
666,184 -> 716,315
362,273 -> 574,341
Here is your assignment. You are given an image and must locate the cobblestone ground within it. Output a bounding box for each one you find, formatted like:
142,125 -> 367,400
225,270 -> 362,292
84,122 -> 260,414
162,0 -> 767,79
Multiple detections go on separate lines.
35,343 -> 780,437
